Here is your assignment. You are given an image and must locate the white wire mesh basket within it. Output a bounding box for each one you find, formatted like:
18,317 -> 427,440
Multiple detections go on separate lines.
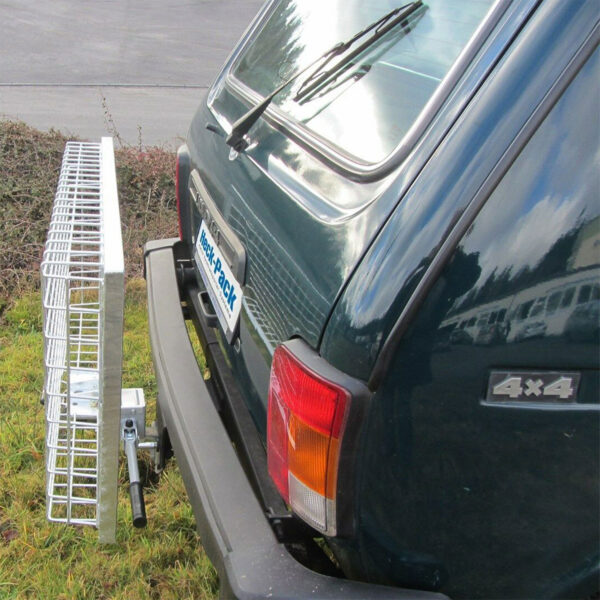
41,138 -> 124,543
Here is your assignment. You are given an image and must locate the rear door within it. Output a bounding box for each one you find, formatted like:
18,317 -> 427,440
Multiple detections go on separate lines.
186,0 -> 522,428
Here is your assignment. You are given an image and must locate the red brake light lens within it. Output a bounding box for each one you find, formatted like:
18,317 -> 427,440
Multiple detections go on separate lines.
267,343 -> 350,535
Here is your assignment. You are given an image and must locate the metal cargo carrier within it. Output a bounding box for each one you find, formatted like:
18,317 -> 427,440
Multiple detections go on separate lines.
41,138 -> 129,543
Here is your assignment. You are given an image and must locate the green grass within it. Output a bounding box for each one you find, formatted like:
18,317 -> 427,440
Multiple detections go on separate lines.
0,283 -> 218,600
0,120 -> 218,598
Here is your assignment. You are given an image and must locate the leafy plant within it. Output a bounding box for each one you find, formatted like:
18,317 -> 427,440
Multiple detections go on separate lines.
0,120 -> 177,312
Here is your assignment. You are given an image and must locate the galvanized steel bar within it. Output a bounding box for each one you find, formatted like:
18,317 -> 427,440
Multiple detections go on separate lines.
97,137 -> 124,544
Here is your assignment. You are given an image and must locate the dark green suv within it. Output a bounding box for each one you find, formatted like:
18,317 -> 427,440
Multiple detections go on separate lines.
144,1 -> 600,597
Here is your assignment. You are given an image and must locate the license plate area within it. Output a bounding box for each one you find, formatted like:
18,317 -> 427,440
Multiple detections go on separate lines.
194,220 -> 243,342
190,171 -> 246,343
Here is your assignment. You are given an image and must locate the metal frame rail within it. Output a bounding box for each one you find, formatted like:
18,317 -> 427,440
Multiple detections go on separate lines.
41,138 -> 123,543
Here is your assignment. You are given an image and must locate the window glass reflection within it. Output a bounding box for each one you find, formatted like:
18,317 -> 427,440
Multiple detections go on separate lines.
232,0 -> 495,163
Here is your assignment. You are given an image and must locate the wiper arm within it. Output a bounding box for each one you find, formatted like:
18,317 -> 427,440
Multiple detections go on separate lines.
224,50 -> 336,152
225,1 -> 423,152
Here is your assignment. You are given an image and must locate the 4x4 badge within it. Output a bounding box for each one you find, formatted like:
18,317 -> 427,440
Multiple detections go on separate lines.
486,371 -> 581,404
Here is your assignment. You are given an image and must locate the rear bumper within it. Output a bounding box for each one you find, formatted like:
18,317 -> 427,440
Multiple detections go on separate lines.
144,237 -> 447,600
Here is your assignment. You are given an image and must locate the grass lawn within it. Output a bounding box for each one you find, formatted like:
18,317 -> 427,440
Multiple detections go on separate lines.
0,122 -> 218,599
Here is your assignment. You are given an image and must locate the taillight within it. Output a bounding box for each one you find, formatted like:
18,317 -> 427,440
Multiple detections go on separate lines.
175,152 -> 183,240
267,342 -> 351,535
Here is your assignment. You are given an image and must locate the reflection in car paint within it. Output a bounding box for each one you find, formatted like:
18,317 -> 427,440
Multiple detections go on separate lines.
440,221 -> 600,345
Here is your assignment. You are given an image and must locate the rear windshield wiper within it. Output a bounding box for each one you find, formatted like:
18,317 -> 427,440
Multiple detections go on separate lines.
294,3 -> 426,104
224,1 -> 424,152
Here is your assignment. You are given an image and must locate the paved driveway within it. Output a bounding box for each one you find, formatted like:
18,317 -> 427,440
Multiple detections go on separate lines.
0,0 -> 263,147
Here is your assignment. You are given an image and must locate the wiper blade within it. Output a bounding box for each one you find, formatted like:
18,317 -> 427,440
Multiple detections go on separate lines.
225,1 -> 424,152
295,1 -> 424,103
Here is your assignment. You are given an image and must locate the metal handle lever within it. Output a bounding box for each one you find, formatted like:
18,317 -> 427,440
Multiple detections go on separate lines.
123,424 -> 147,528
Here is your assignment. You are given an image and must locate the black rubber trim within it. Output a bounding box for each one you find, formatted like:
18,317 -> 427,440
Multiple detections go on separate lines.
145,238 -> 448,600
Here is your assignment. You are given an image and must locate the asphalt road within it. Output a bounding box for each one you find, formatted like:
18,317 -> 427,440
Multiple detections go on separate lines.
0,0 -> 263,147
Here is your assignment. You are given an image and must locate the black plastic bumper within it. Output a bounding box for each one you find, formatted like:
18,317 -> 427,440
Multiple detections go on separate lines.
144,238 -> 448,600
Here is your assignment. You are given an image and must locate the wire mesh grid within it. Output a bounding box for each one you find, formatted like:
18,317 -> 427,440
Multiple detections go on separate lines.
41,141 -> 108,527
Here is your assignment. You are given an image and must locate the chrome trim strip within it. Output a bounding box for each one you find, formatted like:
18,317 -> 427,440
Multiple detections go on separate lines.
480,400 -> 600,412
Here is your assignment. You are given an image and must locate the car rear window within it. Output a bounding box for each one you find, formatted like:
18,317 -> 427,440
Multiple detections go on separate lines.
231,0 -> 496,163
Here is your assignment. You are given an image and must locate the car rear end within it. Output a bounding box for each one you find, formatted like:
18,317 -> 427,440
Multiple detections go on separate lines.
145,0 -> 599,597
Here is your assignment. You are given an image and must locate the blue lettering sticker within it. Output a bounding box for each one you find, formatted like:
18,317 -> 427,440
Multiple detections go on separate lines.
194,220 -> 243,338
